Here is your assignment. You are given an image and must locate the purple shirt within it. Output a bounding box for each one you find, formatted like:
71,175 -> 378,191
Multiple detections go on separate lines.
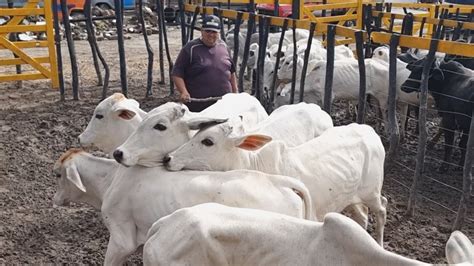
172,38 -> 235,99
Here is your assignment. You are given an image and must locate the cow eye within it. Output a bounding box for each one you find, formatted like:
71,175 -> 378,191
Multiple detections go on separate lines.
201,138 -> 214,146
153,123 -> 167,131
95,114 -> 104,119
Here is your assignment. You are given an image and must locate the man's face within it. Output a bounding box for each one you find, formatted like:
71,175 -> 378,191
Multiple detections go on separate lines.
201,29 -> 219,47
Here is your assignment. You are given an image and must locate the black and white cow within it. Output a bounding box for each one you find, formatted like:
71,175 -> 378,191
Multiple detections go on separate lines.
402,58 -> 474,172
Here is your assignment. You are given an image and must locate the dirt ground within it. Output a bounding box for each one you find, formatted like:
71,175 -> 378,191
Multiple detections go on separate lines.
0,24 -> 472,264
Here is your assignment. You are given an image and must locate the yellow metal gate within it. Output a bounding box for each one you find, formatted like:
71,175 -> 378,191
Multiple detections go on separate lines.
0,0 -> 59,88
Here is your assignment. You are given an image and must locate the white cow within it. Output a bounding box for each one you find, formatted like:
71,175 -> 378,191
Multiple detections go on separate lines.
53,149 -> 312,265
79,93 -> 147,156
165,123 -> 387,245
193,102 -> 333,148
113,93 -> 268,167
144,203 -> 474,266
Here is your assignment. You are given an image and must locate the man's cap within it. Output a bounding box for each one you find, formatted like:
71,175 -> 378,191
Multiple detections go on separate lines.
200,15 -> 221,32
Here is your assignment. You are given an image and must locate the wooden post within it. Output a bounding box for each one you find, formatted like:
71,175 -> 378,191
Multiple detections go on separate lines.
61,0 -> 79,100
138,0 -> 154,97
453,109 -> 474,230
407,38 -> 439,216
355,30 -> 366,124
232,12 -> 243,67
179,0 -> 187,46
84,0 -> 109,99
114,0 -> 128,96
299,22 -> 316,103
52,0 -> 65,100
323,24 -> 336,114
238,13 -> 255,93
289,22 -> 297,104
269,19 -> 289,112
387,34 -> 400,160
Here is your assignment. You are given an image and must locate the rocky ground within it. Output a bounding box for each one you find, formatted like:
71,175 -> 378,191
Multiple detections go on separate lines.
0,19 -> 473,264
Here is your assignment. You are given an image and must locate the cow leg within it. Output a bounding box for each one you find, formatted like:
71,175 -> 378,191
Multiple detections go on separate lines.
104,222 -> 138,266
399,103 -> 409,142
440,116 -> 456,173
366,196 -> 387,247
347,204 -> 369,230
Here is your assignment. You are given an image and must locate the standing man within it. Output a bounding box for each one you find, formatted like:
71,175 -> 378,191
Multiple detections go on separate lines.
172,15 -> 238,112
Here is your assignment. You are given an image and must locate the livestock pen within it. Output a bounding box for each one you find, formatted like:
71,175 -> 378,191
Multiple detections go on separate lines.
1,0 -> 473,263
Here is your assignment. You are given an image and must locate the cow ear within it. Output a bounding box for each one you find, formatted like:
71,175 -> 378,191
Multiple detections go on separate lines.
111,99 -> 140,120
445,231 -> 473,265
186,117 -> 228,130
65,163 -> 86,192
233,134 -> 272,151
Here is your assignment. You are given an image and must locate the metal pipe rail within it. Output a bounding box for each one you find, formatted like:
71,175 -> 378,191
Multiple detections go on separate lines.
372,31 -> 474,57
184,4 -> 368,43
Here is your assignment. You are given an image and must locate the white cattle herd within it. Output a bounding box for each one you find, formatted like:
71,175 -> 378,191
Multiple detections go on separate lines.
51,29 -> 474,265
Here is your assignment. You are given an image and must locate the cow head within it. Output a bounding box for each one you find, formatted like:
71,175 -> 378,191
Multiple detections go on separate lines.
53,148 -> 87,208
79,93 -> 146,155
401,58 -> 445,94
164,118 -> 270,172
112,102 -> 196,167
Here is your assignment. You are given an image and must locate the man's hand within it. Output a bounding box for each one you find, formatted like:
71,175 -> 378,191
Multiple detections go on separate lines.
179,91 -> 191,103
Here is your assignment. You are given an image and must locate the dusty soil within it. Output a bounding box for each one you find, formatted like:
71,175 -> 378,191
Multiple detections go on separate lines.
0,24 -> 472,264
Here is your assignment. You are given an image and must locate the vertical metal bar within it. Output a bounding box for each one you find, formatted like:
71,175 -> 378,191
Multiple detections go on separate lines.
52,0 -> 65,100
214,8 -> 226,42
387,34 -> 400,160
188,6 -> 200,42
238,13 -> 255,93
178,0 -> 187,46
323,24 -> 336,114
269,19 -> 288,111
61,0 -> 79,100
453,109 -> 474,230
138,0 -> 154,97
84,0 -> 109,99
407,38 -> 439,216
232,12 -> 243,67
289,21 -> 297,104
355,31 -> 366,124
114,0 -> 128,96
298,22 -> 316,103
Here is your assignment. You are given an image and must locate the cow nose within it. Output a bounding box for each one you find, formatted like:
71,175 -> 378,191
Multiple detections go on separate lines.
113,150 -> 123,163
163,155 -> 171,165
